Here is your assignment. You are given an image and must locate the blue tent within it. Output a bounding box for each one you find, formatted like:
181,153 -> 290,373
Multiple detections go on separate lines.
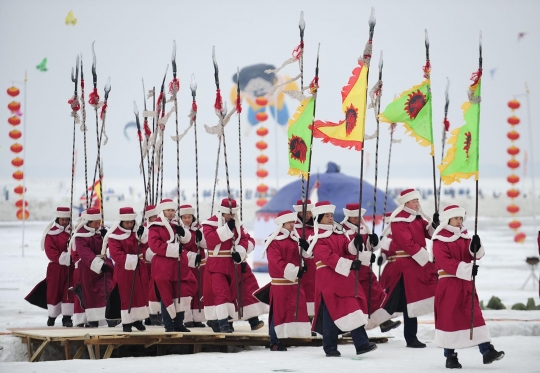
259,162 -> 398,222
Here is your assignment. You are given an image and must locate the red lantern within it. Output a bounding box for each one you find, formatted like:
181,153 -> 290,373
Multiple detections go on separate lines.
508,220 -> 522,230
507,99 -> 520,110
507,174 -> 520,184
255,97 -> 268,106
8,116 -> 21,125
16,209 -> 29,220
256,127 -> 269,137
507,146 -> 520,156
507,131 -> 520,141
256,141 -> 268,150
507,159 -> 520,169
10,143 -> 23,153
256,184 -> 269,193
8,101 -> 21,112
7,86 -> 20,97
11,157 -> 24,167
14,185 -> 26,195
256,155 -> 269,164
514,232 -> 526,243
507,204 -> 520,214
255,112 -> 268,122
9,129 -> 22,139
507,116 -> 520,125
15,199 -> 29,208
256,169 -> 268,178
13,171 -> 24,180
256,198 -> 267,207
507,189 -> 520,198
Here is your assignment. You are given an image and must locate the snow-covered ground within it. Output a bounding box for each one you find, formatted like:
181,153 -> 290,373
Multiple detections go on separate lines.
0,216 -> 539,371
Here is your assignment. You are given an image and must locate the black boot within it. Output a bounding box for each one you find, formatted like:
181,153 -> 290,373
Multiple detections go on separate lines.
380,319 -> 401,333
406,339 -> 427,348
356,342 -> 378,355
123,323 -> 133,332
270,343 -> 287,351
218,318 -> 234,333
483,344 -> 505,364
47,316 -> 56,326
150,314 -> 163,326
62,316 -> 73,327
207,320 -> 221,333
325,349 -> 341,357
107,319 -> 121,327
248,317 -> 264,331
173,312 -> 191,332
133,320 -> 146,331
446,352 -> 462,369
192,321 -> 206,328
144,317 -> 152,326
184,322 -> 195,327
88,321 -> 99,328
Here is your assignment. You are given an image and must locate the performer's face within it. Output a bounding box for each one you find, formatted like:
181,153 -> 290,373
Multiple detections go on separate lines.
222,213 -> 235,222
448,216 -> 463,227
181,215 -> 193,226
405,199 -> 420,212
348,216 -> 359,225
163,209 -> 176,220
121,220 -> 135,230
88,220 -> 101,229
57,218 -> 70,227
298,211 -> 312,221
148,215 -> 157,223
320,213 -> 334,225
283,221 -> 295,232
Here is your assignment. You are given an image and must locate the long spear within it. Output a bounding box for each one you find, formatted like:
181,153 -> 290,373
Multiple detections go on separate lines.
79,56 -> 89,208
157,66 -> 168,202
297,43 -> 321,321
355,8 -> 376,298
438,79 -> 450,211
213,46 -> 243,319
97,77 -> 111,227
151,86 -> 156,204
141,79 -> 152,206
170,41 -> 181,208
425,30 -> 439,214
236,67 -> 243,221
470,32 -> 483,340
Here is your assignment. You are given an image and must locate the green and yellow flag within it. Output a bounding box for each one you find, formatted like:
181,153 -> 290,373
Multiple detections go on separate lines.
439,71 -> 482,184
378,79 -> 434,155
287,97 -> 314,178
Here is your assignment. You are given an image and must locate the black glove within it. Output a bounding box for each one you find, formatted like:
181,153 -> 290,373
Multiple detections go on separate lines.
297,266 -> 305,279
471,235 -> 481,252
178,243 -> 184,254
241,261 -> 247,273
432,213 -> 440,229
195,254 -> 202,266
377,255 -> 384,266
175,225 -> 185,237
136,225 -> 145,238
195,229 -> 203,243
100,228 -> 107,238
472,264 -> 479,277
101,263 -> 109,273
370,253 -> 376,264
353,234 -> 364,252
369,233 -> 379,247
227,218 -> 236,231
350,259 -> 362,270
231,251 -> 242,263
299,238 -> 309,251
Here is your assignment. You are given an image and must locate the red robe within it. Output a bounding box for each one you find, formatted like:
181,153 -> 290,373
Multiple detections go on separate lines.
43,223 -> 74,317
181,222 -> 207,323
267,228 -> 311,338
70,246 -> 86,326
139,225 -> 160,315
202,215 -> 249,321
107,225 -> 150,325
295,221 -> 316,317
380,207 -> 437,317
148,215 -> 197,319
433,225 -> 490,348
311,224 -> 371,333
239,234 -> 270,320
74,225 -> 114,322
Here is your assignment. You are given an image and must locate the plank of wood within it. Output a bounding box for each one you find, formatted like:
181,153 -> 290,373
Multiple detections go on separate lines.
193,344 -> 202,354
73,345 -> 85,359
144,338 -> 162,349
86,344 -> 96,360
103,345 -> 115,359
26,337 -> 33,362
64,339 -> 71,360
94,344 -> 100,359
30,338 -> 50,363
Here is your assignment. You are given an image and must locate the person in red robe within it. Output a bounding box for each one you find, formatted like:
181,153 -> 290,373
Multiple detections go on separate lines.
433,205 -> 505,368
105,207 -> 149,332
265,210 -> 311,351
71,208 -> 113,327
71,242 -> 87,327
178,204 -> 207,328
309,201 -> 377,357
148,199 -> 197,332
41,207 -> 74,327
379,189 -> 438,348
293,199 -> 316,318
341,203 -> 401,333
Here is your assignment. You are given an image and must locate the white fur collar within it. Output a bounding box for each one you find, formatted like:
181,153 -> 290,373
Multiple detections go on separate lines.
262,228 -> 300,258
432,224 -> 471,242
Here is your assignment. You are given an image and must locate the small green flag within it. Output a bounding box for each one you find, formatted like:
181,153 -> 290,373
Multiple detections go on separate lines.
439,76 -> 481,184
379,79 -> 434,154
287,97 -> 314,178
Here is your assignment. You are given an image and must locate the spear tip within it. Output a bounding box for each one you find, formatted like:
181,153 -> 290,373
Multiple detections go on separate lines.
424,29 -> 429,46
172,40 -> 177,61
299,11 -> 305,31
379,50 -> 383,69
105,76 -> 111,92
133,100 -> 139,115
190,73 -> 197,93
369,7 -> 376,28
212,46 -> 217,64
91,41 -> 97,69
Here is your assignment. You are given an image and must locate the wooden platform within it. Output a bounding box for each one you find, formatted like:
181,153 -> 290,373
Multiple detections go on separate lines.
9,325 -> 388,362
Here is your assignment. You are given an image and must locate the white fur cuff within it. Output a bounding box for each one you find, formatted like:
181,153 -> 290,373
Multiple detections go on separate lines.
469,242 -> 485,259
247,240 -> 255,254
59,251 -> 71,266
139,229 -> 149,244
456,261 -> 473,281
358,250 -> 372,267
283,263 -> 299,282
412,248 -> 429,267
380,236 -> 392,251
179,229 -> 192,244
187,251 -> 197,268
145,249 -> 155,262
217,225 -> 234,242
124,254 -> 138,271
236,245 -> 247,261
335,257 -> 352,277
166,243 -> 180,258
90,257 -> 105,274
379,252 -> 387,266
347,239 -> 358,256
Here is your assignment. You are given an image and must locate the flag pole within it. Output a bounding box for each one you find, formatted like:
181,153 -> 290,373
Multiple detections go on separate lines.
298,11 -> 306,202
470,31 -> 483,340
425,30 -> 438,214
438,79 -> 450,211
355,8 -> 376,298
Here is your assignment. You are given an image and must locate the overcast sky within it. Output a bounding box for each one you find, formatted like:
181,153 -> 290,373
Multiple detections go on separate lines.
1,0 -> 539,191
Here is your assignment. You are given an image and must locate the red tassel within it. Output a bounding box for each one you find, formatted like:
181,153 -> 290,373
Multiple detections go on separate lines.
423,60 -> 431,79
292,41 -> 304,60
137,129 -> 142,142
214,90 -> 222,111
156,92 -> 164,113
143,120 -> 151,137
309,76 -> 319,93
236,94 -> 242,113
68,95 -> 80,111
168,78 -> 180,94
88,88 -> 100,105
192,101 -> 198,112
443,118 -> 450,132
470,68 -> 483,87
100,102 -> 108,119
81,79 -> 85,90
